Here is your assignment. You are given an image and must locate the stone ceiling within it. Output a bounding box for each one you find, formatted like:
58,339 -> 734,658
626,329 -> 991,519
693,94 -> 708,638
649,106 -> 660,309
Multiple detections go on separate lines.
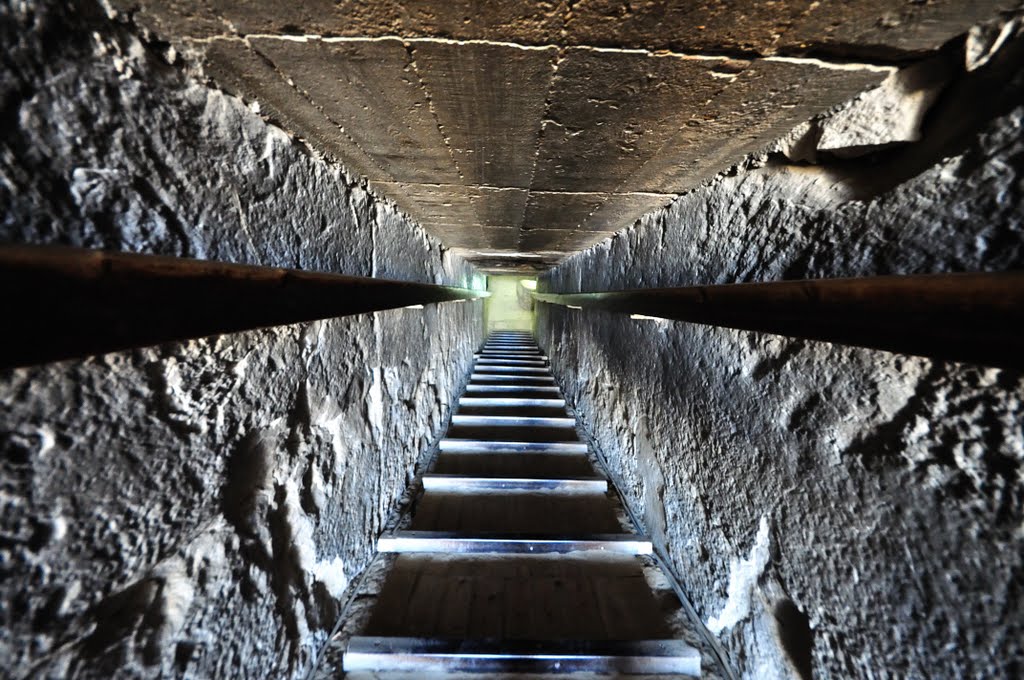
114,1 -> 1011,272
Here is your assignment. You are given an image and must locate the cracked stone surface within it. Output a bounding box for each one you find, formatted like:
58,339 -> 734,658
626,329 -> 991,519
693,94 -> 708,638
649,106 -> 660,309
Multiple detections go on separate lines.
0,2 -> 482,677
100,0 -> 1011,271
536,42 -> 1024,679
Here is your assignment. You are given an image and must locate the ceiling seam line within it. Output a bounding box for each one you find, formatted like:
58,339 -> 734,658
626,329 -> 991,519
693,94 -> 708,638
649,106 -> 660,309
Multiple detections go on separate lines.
184,34 -> 898,72
594,56 -> 765,206
403,41 -> 468,185
518,46 -> 566,253
372,181 -> 677,198
243,39 -> 461,245
243,38 -> 395,183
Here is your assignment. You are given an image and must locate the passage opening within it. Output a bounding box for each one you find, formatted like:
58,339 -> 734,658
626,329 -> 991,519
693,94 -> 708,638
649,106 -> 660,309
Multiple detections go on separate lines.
484,275 -> 536,333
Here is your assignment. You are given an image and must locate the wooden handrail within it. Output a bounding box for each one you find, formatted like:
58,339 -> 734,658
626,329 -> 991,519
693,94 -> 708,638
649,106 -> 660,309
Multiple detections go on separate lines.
0,245 -> 487,368
534,272 -> 1024,369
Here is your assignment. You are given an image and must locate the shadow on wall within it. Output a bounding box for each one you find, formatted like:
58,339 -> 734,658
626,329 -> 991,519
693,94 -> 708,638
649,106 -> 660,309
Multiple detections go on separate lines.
484,276 -> 536,333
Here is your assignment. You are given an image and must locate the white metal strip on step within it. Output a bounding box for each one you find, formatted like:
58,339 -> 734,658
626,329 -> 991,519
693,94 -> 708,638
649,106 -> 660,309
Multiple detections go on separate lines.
440,439 -> 587,454
475,358 -> 548,366
471,374 -> 556,383
482,342 -> 537,346
422,474 -> 607,493
470,365 -> 550,375
478,352 -> 543,358
463,384 -> 561,394
451,415 -> 575,428
344,637 -> 700,675
377,531 -> 653,555
459,397 -> 566,408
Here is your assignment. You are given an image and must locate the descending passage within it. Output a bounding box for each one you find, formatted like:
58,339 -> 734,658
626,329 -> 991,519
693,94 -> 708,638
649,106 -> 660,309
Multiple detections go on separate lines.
342,331 -> 702,675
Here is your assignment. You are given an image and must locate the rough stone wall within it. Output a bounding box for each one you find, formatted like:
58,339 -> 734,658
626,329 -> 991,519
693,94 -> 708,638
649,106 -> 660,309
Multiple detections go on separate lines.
0,2 -> 482,678
537,34 -> 1024,680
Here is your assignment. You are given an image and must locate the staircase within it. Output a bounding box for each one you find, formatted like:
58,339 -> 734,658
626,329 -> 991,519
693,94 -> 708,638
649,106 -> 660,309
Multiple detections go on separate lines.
341,331 -> 702,675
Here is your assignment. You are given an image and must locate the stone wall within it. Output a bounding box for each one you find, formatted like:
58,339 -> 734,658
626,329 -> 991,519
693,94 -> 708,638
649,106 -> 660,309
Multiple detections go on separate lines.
537,29 -> 1024,680
0,2 -> 482,677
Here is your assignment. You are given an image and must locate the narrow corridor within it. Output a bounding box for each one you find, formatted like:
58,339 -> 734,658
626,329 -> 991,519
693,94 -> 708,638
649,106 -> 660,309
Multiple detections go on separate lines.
340,331 -> 702,675
4,3 -> 1023,677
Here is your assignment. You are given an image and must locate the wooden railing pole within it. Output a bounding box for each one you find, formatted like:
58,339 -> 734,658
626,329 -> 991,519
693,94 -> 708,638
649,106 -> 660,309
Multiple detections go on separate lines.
534,273 -> 1024,369
0,245 -> 487,368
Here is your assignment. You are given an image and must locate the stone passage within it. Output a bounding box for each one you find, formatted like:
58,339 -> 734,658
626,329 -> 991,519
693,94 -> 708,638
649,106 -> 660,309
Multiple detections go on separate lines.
341,331 -> 702,675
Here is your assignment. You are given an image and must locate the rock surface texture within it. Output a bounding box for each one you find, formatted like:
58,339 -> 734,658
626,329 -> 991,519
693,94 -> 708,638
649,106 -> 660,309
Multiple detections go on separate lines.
536,30 -> 1024,680
0,2 -> 482,677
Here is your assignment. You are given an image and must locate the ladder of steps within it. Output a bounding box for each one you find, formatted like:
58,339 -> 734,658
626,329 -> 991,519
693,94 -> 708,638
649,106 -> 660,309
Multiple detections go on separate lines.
342,331 -> 702,675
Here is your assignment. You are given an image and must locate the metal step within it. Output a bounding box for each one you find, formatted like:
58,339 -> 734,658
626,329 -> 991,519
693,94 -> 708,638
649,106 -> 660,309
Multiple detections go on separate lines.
433,452 -> 596,478
451,414 -> 575,428
377,531 -> 653,555
463,384 -> 561,395
470,364 -> 550,375
475,357 -> 548,366
343,637 -> 701,675
422,474 -> 607,493
470,373 -> 556,383
478,352 -> 543,358
459,397 -> 566,408
440,439 -> 587,454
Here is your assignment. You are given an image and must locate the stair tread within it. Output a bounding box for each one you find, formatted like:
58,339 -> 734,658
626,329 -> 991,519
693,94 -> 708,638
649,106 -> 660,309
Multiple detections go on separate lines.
411,490 -> 623,534
422,474 -> 608,493
470,374 -> 556,383
344,636 -> 701,675
440,439 -> 588,454
463,386 -> 562,399
452,414 -> 574,427
362,554 -> 674,640
459,397 -> 566,406
433,452 -> 597,478
471,365 -> 551,374
378,531 -> 653,555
